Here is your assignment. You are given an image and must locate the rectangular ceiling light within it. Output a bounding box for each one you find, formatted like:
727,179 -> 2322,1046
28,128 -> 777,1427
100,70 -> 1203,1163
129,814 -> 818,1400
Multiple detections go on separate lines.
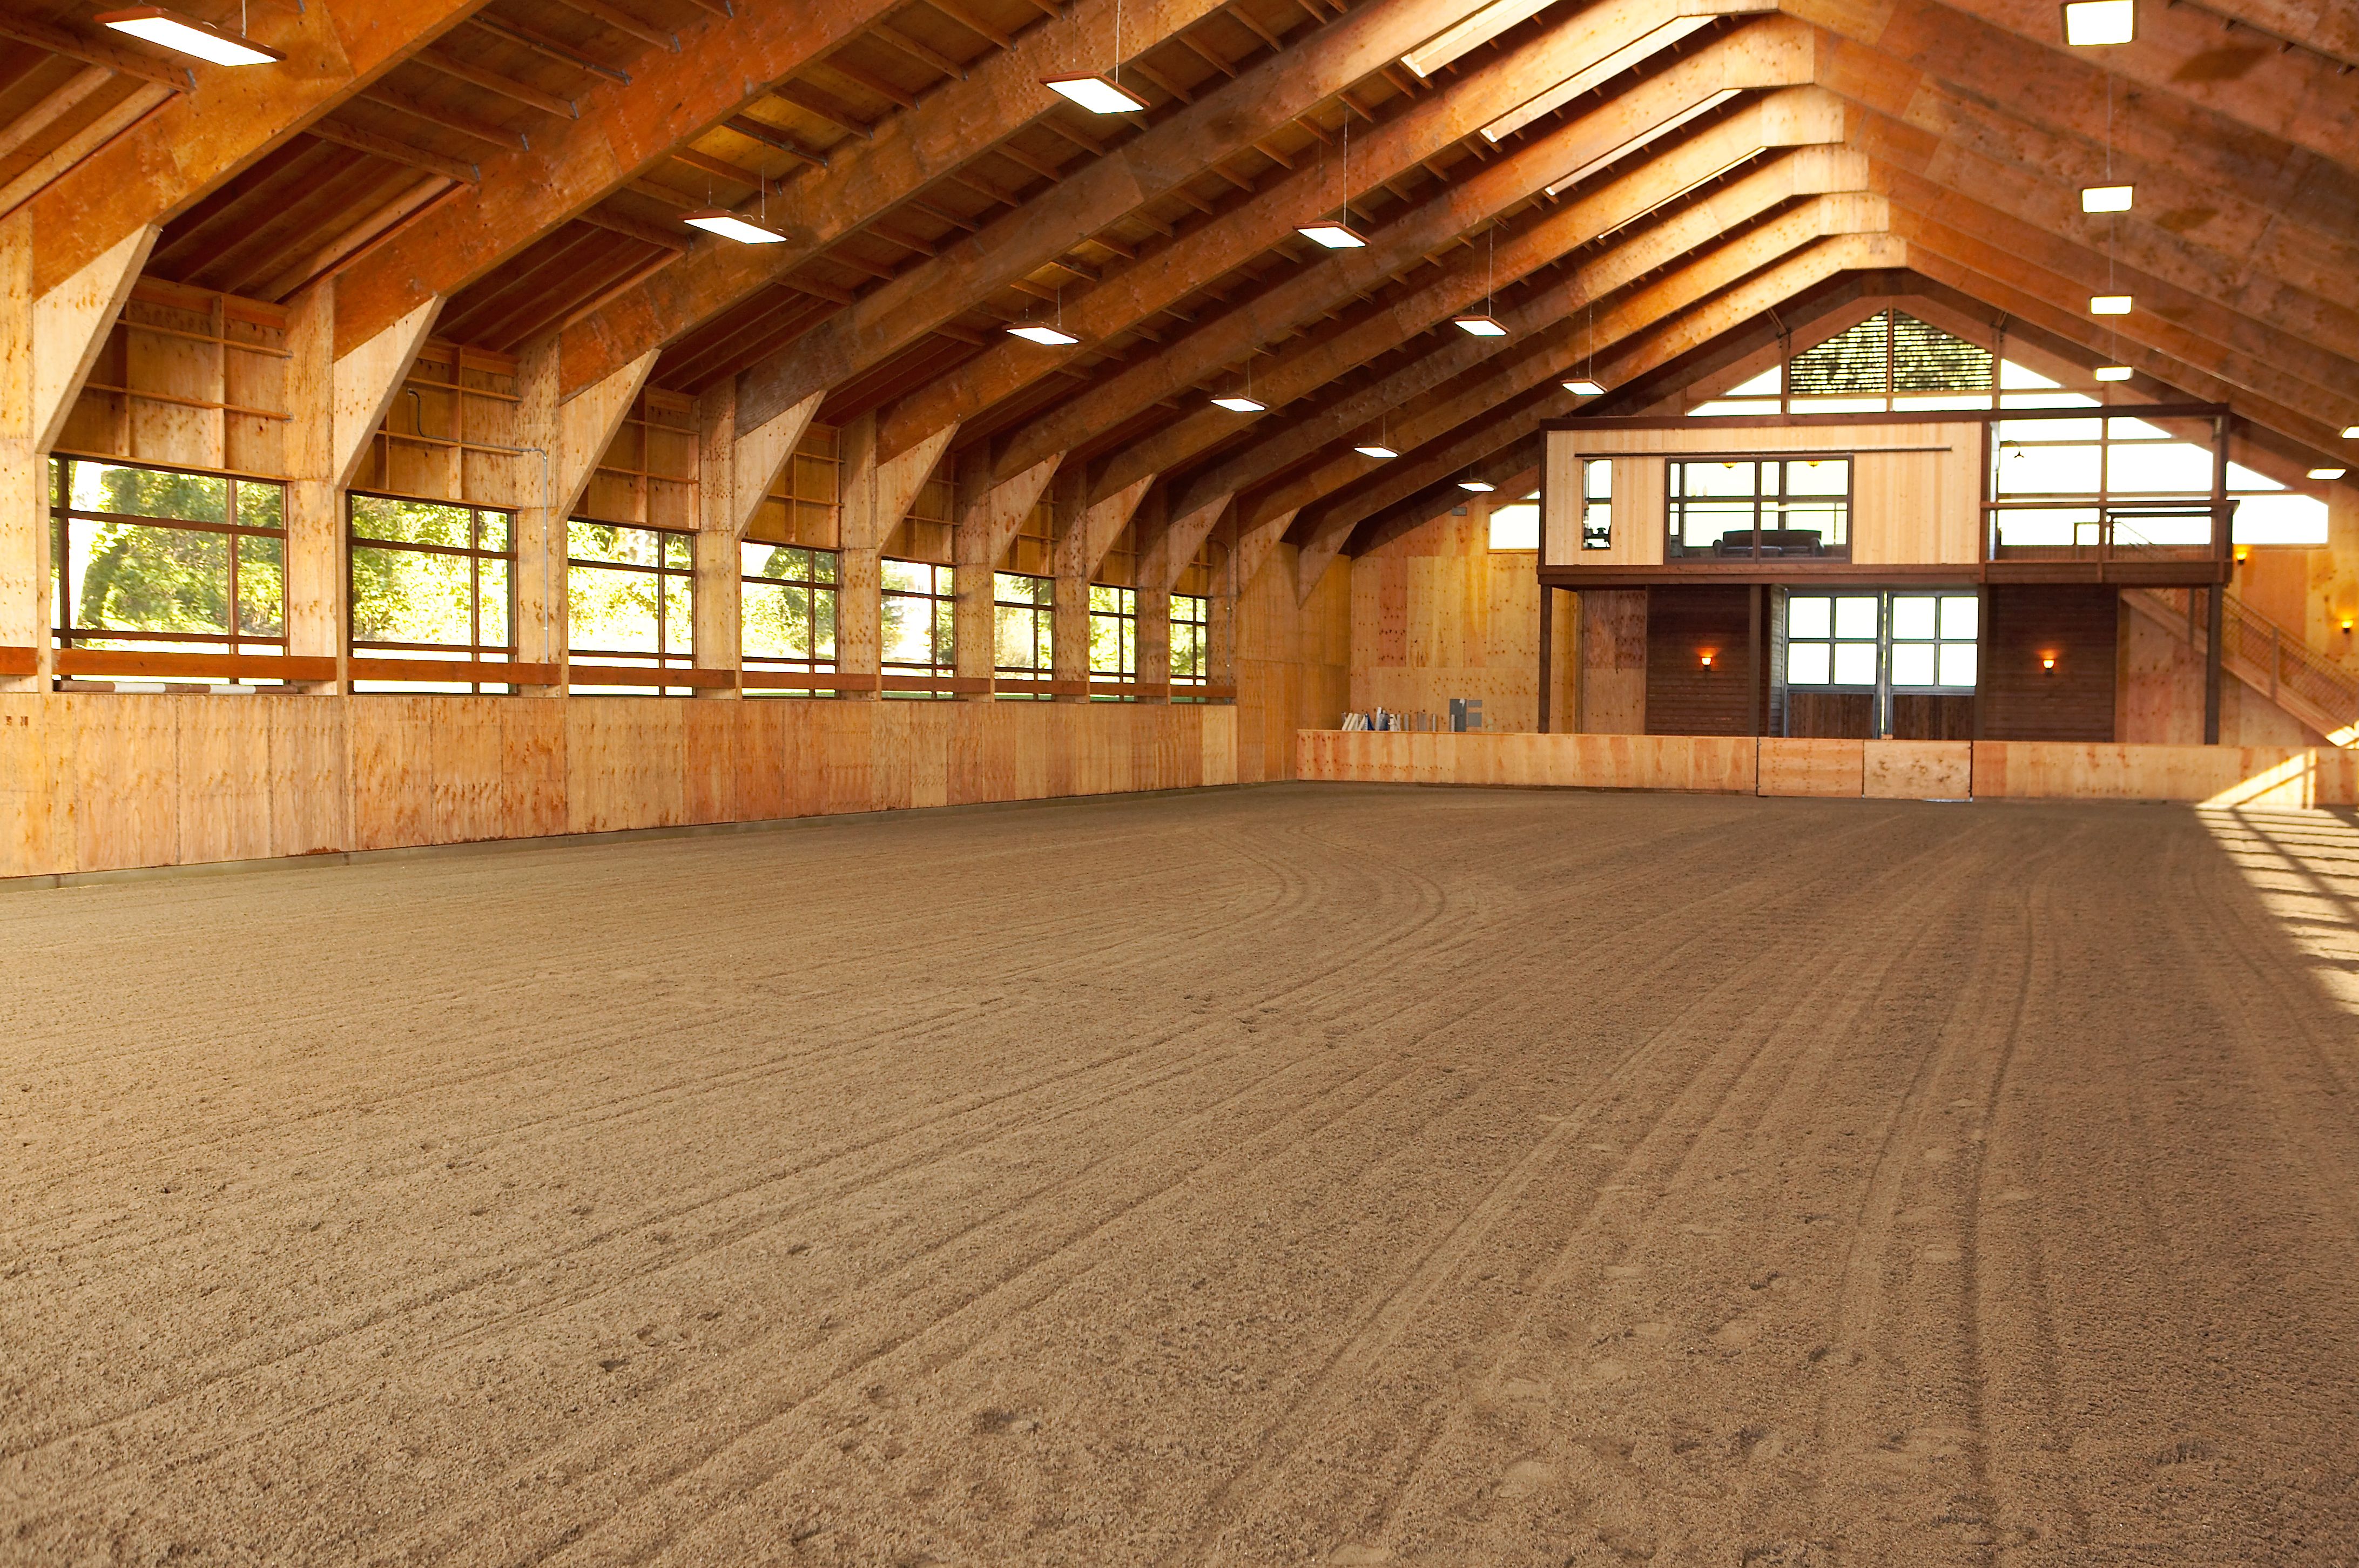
2063,0 -> 2135,46
1354,443 -> 1399,458
685,210 -> 786,244
1296,222 -> 1368,249
1562,378 -> 1606,396
97,7 -> 283,65
1480,17 -> 1716,143
1454,314 -> 1508,337
2093,365 -> 2133,381
1546,91 -> 1741,197
2309,467 -> 2347,479
2090,294 -> 2133,315
1007,324 -> 1080,346
2345,426 -> 2359,439
1401,0 -> 1559,78
1457,479 -> 1495,492
1043,73 -> 1148,114
2081,183 -> 2134,212
1212,395 -> 1265,413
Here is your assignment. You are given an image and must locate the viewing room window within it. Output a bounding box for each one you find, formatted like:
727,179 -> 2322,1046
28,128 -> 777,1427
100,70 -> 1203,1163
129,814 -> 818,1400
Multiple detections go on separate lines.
1090,585 -> 1137,686
569,519 -> 695,692
349,495 -> 515,692
1990,414 -> 2324,553
742,543 -> 838,695
1581,459 -> 1612,549
1785,591 -> 1978,740
1171,592 -> 1209,693
881,558 -> 955,690
1668,457 -> 1851,560
994,571 -> 1053,692
50,457 -> 286,665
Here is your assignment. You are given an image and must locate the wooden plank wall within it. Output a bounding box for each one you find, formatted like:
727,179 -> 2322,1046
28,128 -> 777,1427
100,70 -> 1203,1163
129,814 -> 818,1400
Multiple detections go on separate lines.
1578,589 -> 1646,733
1346,504 -> 1574,733
1983,585 -> 2119,741
1297,730 -> 2357,808
1234,542 -> 1349,782
1645,585 -> 1754,735
0,696 -> 1238,881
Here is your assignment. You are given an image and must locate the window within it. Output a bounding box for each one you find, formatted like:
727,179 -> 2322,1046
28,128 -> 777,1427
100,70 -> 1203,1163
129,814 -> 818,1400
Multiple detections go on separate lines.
742,543 -> 838,694
1487,497 -> 1539,551
1171,593 -> 1209,692
1668,457 -> 1850,560
1090,584 -> 1136,685
881,558 -> 955,688
349,495 -> 514,691
1787,592 -> 1978,693
568,520 -> 695,686
1581,459 -> 1612,549
1988,414 -> 2251,558
994,571 -> 1053,689
50,457 -> 286,663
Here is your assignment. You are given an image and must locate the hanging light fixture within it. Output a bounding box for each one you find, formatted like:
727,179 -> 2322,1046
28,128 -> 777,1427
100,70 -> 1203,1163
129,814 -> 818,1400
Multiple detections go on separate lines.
2063,0 -> 2134,46
1044,0 -> 1146,113
1008,286 -> 1080,346
1297,103 -> 1367,249
1453,224 -> 1508,337
1563,379 -> 1605,396
1560,302 -> 1604,397
2090,294 -> 2132,315
2081,184 -> 2134,213
2310,467 -> 2347,480
98,6 -> 282,65
2343,426 -> 2359,439
1457,477 -> 1495,493
1354,442 -> 1398,458
1212,354 -> 1263,412
684,210 -> 785,244
2094,365 -> 2133,381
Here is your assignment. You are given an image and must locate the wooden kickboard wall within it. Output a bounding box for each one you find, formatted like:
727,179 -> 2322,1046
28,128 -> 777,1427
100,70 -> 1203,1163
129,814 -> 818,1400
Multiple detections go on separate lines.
0,697 -> 1238,881
1296,730 -> 2359,808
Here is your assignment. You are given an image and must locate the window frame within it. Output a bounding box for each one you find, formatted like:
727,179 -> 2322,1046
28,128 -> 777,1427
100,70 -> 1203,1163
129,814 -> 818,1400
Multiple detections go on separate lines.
1170,591 -> 1210,694
1580,458 -> 1613,550
49,455 -> 289,664
347,491 -> 517,693
1089,583 -> 1137,690
565,517 -> 698,690
992,570 -> 1054,689
1666,454 -> 1855,562
880,556 -> 956,690
740,540 -> 840,695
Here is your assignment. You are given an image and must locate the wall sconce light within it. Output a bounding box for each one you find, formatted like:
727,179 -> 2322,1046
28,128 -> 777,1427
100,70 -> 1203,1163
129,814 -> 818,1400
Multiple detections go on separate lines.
2040,654 -> 2057,673
1699,652 -> 1715,668
2342,618 -> 2354,634
2235,546 -> 2250,564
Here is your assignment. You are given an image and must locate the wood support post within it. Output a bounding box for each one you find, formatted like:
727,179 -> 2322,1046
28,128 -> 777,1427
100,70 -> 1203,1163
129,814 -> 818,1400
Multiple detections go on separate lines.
1538,580 -> 1553,734
1049,467 -> 1091,704
2205,583 -> 2225,746
692,383 -> 818,692
951,450 -> 1059,701
837,411 -> 954,699
0,211 -> 156,692
515,339 -> 657,690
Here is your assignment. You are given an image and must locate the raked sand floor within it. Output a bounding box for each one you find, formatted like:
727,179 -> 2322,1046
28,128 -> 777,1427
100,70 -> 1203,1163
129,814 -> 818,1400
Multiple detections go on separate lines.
4,782 -> 2357,1566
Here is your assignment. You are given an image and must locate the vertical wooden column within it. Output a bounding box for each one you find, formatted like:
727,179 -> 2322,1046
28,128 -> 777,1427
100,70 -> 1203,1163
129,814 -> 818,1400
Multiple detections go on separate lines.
951,447 -> 998,702
1137,584 -> 1170,696
1537,581 -> 1554,733
0,213 -> 38,692
284,285 -> 438,693
0,213 -> 154,692
695,383 -> 743,693
838,412 -> 955,699
1049,466 -> 1091,702
514,339 -> 658,692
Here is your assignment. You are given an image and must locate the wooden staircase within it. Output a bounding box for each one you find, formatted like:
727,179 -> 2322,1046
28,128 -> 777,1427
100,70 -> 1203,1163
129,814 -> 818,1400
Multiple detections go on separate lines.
2122,587 -> 2359,744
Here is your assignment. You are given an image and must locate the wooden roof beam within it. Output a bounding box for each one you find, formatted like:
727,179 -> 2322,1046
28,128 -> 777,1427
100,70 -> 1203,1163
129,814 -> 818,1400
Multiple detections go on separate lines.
552,0 -> 1244,400
1000,21 -> 1821,488
724,0 -> 1520,436
328,0 -> 911,356
29,0 -> 492,296
870,0 -> 1779,465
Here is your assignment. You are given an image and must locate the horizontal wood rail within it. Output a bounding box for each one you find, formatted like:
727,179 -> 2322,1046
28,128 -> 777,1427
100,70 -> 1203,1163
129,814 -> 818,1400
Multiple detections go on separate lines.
56,649 -> 337,683
350,657 -> 561,685
0,646 -> 35,677
565,664 -> 737,689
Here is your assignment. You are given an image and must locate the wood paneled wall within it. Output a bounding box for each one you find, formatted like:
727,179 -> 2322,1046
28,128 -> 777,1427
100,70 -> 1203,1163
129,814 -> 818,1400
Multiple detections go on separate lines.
0,695 -> 1238,881
1542,422 -> 1983,569
1645,585 -> 1755,735
1578,588 -> 1646,733
1346,505 -> 1573,733
1234,542 -> 1349,782
1298,730 -> 2359,808
56,280 -> 290,478
1982,585 -> 2118,742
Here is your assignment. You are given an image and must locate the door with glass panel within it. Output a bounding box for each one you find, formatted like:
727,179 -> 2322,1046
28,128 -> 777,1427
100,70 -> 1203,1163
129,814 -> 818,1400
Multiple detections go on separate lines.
1783,590 -> 1978,738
